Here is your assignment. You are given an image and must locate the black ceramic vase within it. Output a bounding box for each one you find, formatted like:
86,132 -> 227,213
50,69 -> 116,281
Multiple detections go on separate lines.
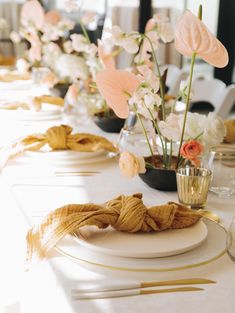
139,167 -> 177,191
93,114 -> 126,133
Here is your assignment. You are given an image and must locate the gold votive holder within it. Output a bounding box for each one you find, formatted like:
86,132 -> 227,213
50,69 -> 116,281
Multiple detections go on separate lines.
176,167 -> 212,210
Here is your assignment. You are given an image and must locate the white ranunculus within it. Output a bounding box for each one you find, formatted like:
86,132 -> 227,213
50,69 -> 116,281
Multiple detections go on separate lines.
159,113 -> 181,142
201,112 -> 226,148
56,54 -> 89,81
181,112 -> 226,151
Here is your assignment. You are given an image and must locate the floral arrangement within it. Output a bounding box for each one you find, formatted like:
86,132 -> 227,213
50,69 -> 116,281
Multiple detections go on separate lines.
11,0 -> 101,91
95,6 -> 228,178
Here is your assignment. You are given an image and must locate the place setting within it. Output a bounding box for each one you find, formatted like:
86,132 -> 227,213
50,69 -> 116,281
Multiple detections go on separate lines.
2,1 -> 235,311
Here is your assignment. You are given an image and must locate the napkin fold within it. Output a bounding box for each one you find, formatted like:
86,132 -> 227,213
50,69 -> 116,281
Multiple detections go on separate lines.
26,193 -> 201,262
0,72 -> 30,82
0,124 -> 117,168
224,120 -> 235,143
0,95 -> 64,111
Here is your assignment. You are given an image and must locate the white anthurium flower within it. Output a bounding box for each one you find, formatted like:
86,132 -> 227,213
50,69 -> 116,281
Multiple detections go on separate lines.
158,113 -> 181,142
56,54 -> 89,81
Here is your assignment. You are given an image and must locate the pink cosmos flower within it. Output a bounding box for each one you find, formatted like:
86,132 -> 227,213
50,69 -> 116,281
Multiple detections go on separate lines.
45,10 -> 61,26
97,39 -> 115,70
119,152 -> 146,178
95,69 -> 140,118
175,10 -> 228,68
28,33 -> 41,62
21,0 -> 45,30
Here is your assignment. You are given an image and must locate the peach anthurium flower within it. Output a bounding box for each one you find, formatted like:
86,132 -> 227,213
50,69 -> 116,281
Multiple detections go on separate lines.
96,69 -> 140,118
45,10 -> 61,26
175,10 -> 228,68
21,0 -> 45,30
97,39 -> 115,70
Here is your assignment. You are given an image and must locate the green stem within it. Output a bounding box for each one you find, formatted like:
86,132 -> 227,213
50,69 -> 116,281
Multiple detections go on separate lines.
168,140 -> 173,168
133,104 -> 154,157
79,21 -> 90,43
142,102 -> 168,166
143,34 -> 166,120
176,51 -> 197,166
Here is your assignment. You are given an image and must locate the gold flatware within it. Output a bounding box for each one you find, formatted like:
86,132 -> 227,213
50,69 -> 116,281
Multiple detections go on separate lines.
198,210 -> 220,223
54,171 -> 100,177
72,278 -> 215,294
72,286 -> 204,300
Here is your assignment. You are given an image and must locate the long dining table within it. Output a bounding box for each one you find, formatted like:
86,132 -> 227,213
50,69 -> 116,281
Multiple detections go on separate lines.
1,81 -> 235,313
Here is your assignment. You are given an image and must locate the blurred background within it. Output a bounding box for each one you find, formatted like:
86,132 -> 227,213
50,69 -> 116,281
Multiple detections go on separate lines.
0,0 -> 234,85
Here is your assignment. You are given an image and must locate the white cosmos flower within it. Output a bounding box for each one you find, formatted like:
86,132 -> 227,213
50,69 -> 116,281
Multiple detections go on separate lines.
56,54 -> 89,81
129,87 -> 160,120
137,65 -> 160,93
103,26 -> 139,54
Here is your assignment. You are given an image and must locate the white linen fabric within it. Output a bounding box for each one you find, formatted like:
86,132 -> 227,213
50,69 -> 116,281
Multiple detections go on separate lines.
1,81 -> 235,313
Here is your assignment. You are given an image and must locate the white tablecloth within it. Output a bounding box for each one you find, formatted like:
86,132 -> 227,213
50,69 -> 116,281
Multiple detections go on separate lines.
1,85 -> 235,313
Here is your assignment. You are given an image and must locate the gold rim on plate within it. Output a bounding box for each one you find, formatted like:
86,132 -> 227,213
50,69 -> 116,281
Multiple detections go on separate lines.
54,218 -> 227,272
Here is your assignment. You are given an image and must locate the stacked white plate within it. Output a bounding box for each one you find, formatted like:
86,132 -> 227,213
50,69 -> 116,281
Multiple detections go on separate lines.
14,148 -> 115,168
55,219 -> 226,277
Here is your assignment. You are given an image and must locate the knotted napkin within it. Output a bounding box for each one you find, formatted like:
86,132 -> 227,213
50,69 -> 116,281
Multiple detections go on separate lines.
0,95 -> 64,111
26,193 -> 201,262
224,120 -> 235,143
0,124 -> 116,168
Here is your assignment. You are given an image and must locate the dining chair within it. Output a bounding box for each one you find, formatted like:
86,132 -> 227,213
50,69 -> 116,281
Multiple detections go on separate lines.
163,64 -> 189,97
190,77 -> 235,119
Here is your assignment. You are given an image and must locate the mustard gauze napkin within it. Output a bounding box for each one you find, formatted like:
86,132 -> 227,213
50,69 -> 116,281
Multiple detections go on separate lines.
0,95 -> 64,111
224,120 -> 235,143
26,193 -> 201,262
0,124 -> 116,168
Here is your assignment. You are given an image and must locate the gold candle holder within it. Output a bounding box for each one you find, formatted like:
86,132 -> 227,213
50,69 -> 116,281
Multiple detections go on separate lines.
176,167 -> 212,210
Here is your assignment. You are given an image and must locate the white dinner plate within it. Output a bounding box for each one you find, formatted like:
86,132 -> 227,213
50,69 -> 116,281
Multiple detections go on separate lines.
76,220 -> 208,258
0,107 -> 62,121
55,218 -> 226,273
14,149 -> 116,167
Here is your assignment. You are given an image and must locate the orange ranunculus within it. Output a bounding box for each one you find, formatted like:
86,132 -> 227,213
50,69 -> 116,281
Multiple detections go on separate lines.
119,151 -> 146,178
95,69 -> 140,118
175,10 -> 228,68
180,140 -> 204,167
